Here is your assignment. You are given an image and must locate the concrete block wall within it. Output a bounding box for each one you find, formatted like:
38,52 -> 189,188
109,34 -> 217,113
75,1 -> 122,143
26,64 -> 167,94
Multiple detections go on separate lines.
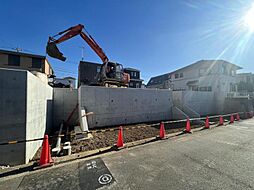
0,68 -> 53,166
79,86 -> 173,128
53,88 -> 78,130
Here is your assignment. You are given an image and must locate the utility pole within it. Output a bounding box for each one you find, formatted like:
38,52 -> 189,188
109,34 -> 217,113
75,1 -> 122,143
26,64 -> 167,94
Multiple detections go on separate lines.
79,46 -> 85,61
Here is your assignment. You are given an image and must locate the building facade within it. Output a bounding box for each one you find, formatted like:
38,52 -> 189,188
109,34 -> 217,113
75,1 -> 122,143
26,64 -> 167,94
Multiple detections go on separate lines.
147,60 -> 241,93
0,49 -> 54,78
78,61 -> 101,87
123,68 -> 143,88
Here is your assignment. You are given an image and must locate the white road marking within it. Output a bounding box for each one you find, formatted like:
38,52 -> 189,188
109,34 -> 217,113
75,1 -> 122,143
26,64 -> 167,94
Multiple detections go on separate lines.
98,174 -> 112,185
215,140 -> 239,146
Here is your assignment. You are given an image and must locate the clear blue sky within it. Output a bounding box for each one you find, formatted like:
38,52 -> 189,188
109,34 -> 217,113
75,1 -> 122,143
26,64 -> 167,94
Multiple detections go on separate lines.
1,0 -> 254,83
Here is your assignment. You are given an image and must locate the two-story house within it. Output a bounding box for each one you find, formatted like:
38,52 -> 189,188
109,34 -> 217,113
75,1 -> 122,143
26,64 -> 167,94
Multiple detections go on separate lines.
147,60 -> 242,93
123,68 -> 143,88
0,49 -> 54,83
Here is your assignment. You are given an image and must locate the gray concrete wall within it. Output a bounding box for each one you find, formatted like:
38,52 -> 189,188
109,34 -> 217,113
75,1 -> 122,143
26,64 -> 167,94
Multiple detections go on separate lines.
0,68 -> 53,166
183,91 -> 216,116
79,86 -> 173,128
53,88 -> 78,130
25,72 -> 53,163
173,91 -> 216,116
0,68 -> 27,165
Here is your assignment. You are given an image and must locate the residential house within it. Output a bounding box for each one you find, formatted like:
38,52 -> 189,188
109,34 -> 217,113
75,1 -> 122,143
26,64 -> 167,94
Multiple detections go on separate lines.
123,68 -> 143,88
147,60 -> 242,94
0,49 -> 54,77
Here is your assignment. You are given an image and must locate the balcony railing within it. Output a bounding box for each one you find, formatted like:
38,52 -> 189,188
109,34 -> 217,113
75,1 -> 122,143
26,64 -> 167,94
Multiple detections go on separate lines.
227,92 -> 250,99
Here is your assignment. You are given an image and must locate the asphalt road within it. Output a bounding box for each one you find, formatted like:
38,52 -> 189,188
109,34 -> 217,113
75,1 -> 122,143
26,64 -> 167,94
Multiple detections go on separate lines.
1,119 -> 254,190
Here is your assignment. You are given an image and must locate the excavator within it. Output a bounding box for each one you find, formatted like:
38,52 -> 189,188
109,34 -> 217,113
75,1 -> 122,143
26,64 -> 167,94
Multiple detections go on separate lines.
46,24 -> 130,87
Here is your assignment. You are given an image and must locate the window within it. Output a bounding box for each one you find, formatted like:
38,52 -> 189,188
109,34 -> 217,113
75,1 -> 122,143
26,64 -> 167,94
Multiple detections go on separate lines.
191,86 -> 198,91
199,68 -> 206,76
180,73 -> 183,78
198,86 -> 212,91
32,58 -> 42,68
136,83 -> 140,88
133,72 -> 137,77
129,82 -> 133,87
96,66 -> 101,73
221,65 -> 226,74
175,73 -> 179,79
230,70 -> 236,76
8,54 -> 20,66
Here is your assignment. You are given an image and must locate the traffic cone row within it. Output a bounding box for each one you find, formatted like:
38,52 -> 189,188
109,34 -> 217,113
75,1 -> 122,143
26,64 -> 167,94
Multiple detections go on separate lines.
115,112 -> 244,150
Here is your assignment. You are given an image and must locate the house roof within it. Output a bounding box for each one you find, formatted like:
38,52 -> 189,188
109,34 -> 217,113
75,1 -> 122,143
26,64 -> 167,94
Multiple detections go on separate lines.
0,49 -> 46,59
171,60 -> 242,73
147,60 -> 242,86
124,67 -> 140,72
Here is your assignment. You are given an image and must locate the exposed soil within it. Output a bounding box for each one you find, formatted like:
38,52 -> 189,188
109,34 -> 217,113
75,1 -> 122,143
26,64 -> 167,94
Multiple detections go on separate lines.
33,117 -> 226,161
70,121 -> 204,154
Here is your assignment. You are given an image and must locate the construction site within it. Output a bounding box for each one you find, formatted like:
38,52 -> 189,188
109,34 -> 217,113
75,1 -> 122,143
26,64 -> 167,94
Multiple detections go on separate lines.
1,1 -> 254,189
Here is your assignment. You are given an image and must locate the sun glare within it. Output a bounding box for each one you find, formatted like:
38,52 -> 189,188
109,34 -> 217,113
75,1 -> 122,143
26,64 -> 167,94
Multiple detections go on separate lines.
243,3 -> 254,32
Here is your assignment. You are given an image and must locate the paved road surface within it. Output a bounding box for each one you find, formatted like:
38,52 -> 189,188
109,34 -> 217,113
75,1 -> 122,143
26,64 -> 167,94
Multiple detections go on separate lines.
1,119 -> 254,190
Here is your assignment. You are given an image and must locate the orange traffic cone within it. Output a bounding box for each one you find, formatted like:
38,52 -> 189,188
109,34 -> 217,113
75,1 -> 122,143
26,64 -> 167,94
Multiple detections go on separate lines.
230,115 -> 234,124
185,118 -> 191,133
116,126 -> 124,148
236,113 -> 240,121
39,135 -> 53,167
159,122 -> 166,139
205,116 -> 210,129
219,116 -> 224,126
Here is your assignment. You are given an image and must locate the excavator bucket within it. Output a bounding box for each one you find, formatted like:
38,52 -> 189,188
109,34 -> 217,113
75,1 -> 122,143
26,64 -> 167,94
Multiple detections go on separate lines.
46,42 -> 66,61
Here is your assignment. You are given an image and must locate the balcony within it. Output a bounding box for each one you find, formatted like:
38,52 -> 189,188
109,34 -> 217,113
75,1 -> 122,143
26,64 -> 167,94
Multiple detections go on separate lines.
226,92 -> 250,99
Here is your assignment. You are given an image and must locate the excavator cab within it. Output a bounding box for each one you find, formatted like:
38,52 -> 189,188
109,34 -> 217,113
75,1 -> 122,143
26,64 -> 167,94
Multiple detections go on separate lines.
99,62 -> 130,87
46,42 -> 66,61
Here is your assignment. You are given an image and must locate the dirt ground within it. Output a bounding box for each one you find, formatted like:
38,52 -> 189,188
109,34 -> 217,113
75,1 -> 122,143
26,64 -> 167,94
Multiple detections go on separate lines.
70,121 -> 204,154
34,117 -> 225,160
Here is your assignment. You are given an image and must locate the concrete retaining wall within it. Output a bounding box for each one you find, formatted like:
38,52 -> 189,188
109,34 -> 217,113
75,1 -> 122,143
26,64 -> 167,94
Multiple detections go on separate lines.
79,86 -> 173,128
25,72 -> 53,163
53,88 -> 78,130
173,91 -> 216,116
0,68 -> 53,165
183,91 -> 216,116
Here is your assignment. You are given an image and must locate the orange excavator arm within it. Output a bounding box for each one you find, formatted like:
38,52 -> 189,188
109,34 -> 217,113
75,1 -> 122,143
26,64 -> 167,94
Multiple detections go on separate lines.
46,24 -> 108,63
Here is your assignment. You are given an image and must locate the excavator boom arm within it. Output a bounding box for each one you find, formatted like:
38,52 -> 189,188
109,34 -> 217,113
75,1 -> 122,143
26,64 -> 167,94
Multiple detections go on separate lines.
46,24 -> 108,63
